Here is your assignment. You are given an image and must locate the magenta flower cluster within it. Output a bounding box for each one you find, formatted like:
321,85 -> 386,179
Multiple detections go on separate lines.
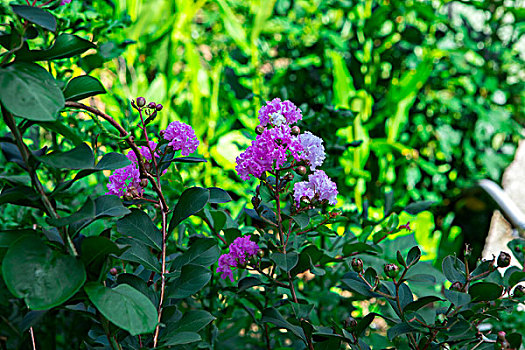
162,121 -> 199,156
258,98 -> 302,127
60,0 -> 71,5
107,121 -> 198,197
235,99 -> 326,181
293,170 -> 338,206
216,235 -> 260,282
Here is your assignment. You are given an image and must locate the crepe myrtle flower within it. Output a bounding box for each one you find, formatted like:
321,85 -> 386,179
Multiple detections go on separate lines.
258,98 -> 302,128
298,131 -> 325,171
293,170 -> 338,206
235,125 -> 303,181
216,235 -> 260,282
162,121 -> 199,156
60,0 -> 72,5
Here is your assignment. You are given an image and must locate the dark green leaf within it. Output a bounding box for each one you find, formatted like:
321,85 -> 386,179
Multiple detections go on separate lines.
261,307 -> 306,341
0,229 -> 37,247
397,251 -> 407,267
0,62 -> 64,121
406,246 -> 421,267
95,152 -> 131,170
271,251 -> 299,272
80,236 -> 124,267
291,212 -> 309,229
160,332 -> 201,347
18,34 -> 95,61
444,289 -> 471,306
63,75 -> 105,101
117,237 -> 161,273
507,333 -> 522,349
168,264 -> 211,299
237,276 -> 264,292
468,282 -> 503,302
39,143 -> 94,170
170,238 -> 219,272
404,296 -> 443,313
208,187 -> 232,203
84,283 -> 157,335
387,322 -> 416,341
168,187 -> 209,233
509,271 -> 525,287
11,5 -> 56,32
442,256 -> 466,283
355,313 -> 376,337
166,310 -> 215,333
117,209 -> 162,251
2,235 -> 86,310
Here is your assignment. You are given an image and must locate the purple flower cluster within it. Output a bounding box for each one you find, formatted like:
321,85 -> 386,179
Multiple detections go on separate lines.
235,99 -> 328,181
216,235 -> 260,282
60,0 -> 72,5
106,145 -> 154,197
163,121 -> 199,156
258,98 -> 302,127
107,120 -> 200,198
293,170 -> 338,206
236,125 -> 303,181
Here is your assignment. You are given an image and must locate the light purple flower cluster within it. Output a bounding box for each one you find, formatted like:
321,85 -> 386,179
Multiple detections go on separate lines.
298,132 -> 325,171
235,99 -> 328,181
60,0 -> 72,5
126,141 -> 158,163
163,121 -> 199,156
293,170 -> 338,206
216,235 -> 260,282
236,125 -> 303,181
258,98 -> 302,127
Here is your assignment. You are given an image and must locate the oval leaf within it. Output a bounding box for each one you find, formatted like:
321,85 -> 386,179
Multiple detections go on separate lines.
11,5 -> 56,32
2,235 -> 86,310
168,264 -> 211,299
18,34 -> 95,61
63,75 -> 106,101
0,62 -> 64,121
168,187 -> 209,233
84,283 -> 157,335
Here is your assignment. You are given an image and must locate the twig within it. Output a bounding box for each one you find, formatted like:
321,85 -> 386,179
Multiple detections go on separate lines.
29,327 -> 36,350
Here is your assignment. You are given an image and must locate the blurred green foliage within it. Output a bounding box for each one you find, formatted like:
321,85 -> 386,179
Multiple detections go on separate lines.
91,0 -> 524,261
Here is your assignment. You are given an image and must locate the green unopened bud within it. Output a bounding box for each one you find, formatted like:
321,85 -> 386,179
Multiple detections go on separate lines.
295,166 -> 307,176
351,258 -> 363,273
284,172 -> 293,181
450,281 -> 463,291
136,97 -> 146,107
291,126 -> 300,135
384,264 -> 399,279
513,285 -> 525,298
497,251 -> 511,268
255,125 -> 265,135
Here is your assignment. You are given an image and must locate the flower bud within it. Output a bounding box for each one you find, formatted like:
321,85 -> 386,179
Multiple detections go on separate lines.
497,331 -> 506,341
255,125 -> 265,135
351,258 -> 364,273
295,166 -> 307,176
384,264 -> 399,278
284,172 -> 293,181
148,102 -> 157,109
156,104 -> 163,111
140,178 -> 149,187
513,285 -> 525,298
251,196 -> 261,209
136,97 -> 146,107
110,267 -> 118,276
343,316 -> 357,330
257,250 -> 265,258
497,251 -> 511,268
291,126 -> 300,135
450,281 -> 463,291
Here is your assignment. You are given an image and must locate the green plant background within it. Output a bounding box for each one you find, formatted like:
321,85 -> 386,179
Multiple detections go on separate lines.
1,0 -> 524,348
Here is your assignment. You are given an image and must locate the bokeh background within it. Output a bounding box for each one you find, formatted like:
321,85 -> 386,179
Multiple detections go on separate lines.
75,0 -> 525,263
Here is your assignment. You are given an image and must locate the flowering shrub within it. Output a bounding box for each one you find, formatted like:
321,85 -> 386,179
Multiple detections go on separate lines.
0,2 -> 524,350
